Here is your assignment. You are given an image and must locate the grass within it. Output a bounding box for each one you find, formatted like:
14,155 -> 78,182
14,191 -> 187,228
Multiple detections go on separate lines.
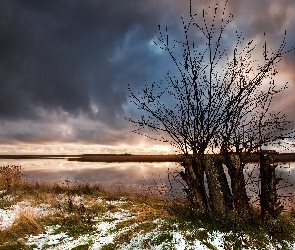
0,165 -> 295,249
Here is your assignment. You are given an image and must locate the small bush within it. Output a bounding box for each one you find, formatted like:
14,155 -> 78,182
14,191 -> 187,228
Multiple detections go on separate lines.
0,165 -> 22,191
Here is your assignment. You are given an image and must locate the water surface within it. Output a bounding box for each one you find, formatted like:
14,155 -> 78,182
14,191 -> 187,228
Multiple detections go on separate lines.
0,158 -> 183,194
1,158 -> 294,204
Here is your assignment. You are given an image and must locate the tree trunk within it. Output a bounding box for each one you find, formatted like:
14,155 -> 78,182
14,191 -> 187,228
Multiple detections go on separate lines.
225,153 -> 253,221
181,155 -> 208,214
259,153 -> 283,231
204,156 -> 233,220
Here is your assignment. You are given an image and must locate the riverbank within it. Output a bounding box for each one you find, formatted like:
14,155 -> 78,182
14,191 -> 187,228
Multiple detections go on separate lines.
2,153 -> 295,163
67,153 -> 295,163
0,153 -> 295,163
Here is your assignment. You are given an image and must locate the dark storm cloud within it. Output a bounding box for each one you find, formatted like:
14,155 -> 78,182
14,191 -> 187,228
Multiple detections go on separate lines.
0,0 -> 182,145
0,0 -> 172,120
0,0 -> 294,147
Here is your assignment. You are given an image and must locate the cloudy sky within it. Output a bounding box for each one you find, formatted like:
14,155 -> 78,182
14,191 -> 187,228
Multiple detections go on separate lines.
0,0 -> 295,154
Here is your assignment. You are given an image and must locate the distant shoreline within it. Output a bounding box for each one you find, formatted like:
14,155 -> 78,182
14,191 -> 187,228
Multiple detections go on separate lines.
0,154 -> 182,162
68,154 -> 183,162
1,153 -> 295,163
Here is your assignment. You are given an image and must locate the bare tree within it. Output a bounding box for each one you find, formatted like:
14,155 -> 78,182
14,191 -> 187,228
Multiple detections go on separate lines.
128,0 -> 294,223
218,30 -> 294,221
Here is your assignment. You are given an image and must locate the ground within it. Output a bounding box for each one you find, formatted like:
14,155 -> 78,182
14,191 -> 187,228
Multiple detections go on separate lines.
0,165 -> 295,249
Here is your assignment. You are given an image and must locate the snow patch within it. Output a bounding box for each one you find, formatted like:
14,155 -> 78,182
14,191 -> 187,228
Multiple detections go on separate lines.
0,201 -> 54,230
26,205 -> 135,249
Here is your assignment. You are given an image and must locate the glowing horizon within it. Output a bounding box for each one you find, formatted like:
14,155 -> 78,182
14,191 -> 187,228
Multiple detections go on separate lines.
0,143 -> 177,155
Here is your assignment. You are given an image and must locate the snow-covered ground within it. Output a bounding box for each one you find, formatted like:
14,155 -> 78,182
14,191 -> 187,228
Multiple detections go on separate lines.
0,200 -> 54,231
1,195 -> 294,249
24,217 -> 293,250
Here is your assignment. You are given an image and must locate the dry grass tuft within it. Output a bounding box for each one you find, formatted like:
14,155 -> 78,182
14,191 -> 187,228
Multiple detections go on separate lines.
0,165 -> 22,191
0,209 -> 44,245
14,210 -> 44,234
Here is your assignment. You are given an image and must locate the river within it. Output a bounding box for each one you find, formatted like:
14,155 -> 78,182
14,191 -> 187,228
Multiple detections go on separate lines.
0,158 -> 184,196
1,158 -> 294,207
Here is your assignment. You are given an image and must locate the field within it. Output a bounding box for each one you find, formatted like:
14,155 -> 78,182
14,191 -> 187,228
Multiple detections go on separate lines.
1,165 -> 295,249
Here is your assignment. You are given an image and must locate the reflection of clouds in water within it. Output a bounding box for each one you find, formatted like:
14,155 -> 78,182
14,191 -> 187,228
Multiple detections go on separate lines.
0,158 -> 180,189
17,159 -> 184,197
1,159 -> 294,203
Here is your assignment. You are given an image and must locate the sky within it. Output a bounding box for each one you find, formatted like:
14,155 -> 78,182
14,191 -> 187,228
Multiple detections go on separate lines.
0,0 -> 295,155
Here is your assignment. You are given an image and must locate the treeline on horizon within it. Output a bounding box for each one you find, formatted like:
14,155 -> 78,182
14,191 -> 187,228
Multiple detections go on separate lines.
68,152 -> 295,163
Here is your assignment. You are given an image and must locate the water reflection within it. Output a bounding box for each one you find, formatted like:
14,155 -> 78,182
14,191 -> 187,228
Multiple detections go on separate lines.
0,159 -> 183,195
0,159 -> 294,204
243,163 -> 295,208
